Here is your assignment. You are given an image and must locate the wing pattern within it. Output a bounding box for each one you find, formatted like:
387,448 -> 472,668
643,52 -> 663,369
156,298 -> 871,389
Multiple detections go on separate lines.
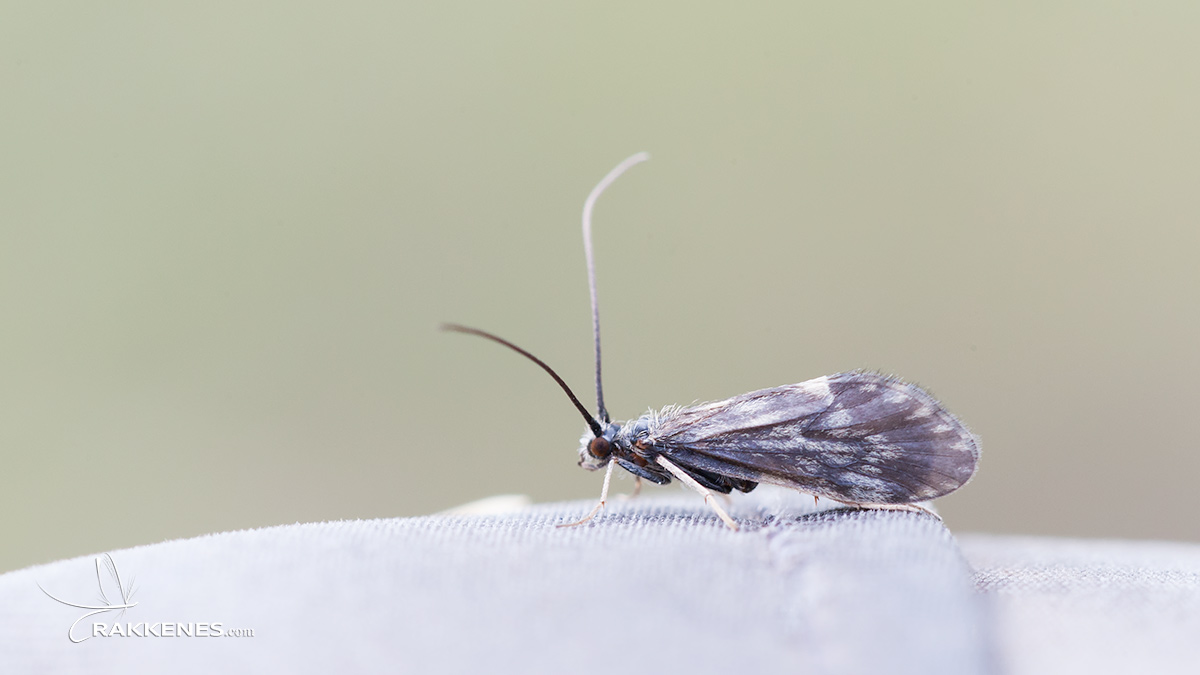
644,371 -> 979,503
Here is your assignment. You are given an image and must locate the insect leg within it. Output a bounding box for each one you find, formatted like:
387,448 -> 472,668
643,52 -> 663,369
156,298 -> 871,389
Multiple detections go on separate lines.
857,502 -> 942,520
654,456 -> 739,531
617,476 -> 643,502
558,460 -> 616,528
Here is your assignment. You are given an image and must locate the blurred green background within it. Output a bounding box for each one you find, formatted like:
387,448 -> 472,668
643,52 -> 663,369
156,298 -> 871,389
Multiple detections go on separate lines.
2,3 -> 1198,573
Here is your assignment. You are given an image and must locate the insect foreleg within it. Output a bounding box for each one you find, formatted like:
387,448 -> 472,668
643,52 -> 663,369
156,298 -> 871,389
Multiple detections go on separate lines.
558,460 -> 616,529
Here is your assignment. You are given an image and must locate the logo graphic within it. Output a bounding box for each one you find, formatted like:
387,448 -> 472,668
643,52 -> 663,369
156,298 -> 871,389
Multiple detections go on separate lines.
39,554 -> 137,643
39,553 -> 254,642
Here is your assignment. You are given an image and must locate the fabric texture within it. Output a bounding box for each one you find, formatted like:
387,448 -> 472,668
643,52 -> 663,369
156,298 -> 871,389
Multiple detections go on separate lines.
2,487 -> 1198,674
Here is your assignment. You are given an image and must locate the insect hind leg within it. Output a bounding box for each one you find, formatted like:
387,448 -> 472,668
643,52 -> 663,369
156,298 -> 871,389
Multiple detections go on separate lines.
832,501 -> 942,520
860,502 -> 941,519
654,456 -> 739,531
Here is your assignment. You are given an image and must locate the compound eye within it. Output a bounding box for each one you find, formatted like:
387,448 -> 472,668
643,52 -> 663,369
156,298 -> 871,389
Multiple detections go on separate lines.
588,437 -> 612,460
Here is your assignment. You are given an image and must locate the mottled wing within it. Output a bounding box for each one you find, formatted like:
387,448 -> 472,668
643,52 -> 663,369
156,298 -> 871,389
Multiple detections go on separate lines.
647,372 -> 979,503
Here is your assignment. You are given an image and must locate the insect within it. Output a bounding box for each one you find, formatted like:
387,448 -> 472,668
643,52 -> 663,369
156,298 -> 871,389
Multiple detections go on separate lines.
444,153 -> 980,530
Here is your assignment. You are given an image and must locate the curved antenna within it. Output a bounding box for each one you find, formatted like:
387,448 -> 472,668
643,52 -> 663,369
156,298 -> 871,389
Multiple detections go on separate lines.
441,323 -> 604,438
582,152 -> 650,423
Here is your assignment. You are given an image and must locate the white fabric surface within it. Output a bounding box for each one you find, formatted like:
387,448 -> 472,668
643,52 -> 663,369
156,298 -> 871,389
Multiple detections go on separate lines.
3,487 -> 1198,674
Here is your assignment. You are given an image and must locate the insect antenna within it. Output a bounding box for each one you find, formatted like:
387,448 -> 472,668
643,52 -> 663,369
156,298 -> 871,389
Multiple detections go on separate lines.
441,323 -> 605,438
582,152 -> 650,424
